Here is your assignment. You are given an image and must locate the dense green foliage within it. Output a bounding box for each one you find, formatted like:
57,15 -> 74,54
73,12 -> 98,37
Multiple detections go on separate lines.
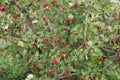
0,0 -> 120,80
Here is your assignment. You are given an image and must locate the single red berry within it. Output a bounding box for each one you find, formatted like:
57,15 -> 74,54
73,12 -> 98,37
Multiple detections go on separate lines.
42,15 -> 46,21
77,78 -> 82,80
60,6 -> 64,11
58,53 -> 62,57
32,41 -> 36,46
61,50 -> 67,54
89,76 -> 93,80
66,17 -> 71,23
43,3 -> 49,8
74,2 -> 78,7
43,37 -> 49,41
89,48 -> 94,52
48,69 -> 54,74
67,69 -> 71,73
43,60 -> 46,64
64,28 -> 67,30
57,33 -> 61,37
96,25 -> 100,29
82,42 -> 87,47
43,46 -> 47,50
62,42 -> 67,46
16,13 -> 21,17
76,64 -> 80,67
41,26 -> 46,29
13,15 -> 18,19
51,1 -> 55,5
95,73 -> 99,77
97,57 -> 103,61
33,65 -> 40,70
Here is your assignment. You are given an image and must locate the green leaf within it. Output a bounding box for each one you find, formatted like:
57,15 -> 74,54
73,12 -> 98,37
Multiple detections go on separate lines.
0,39 -> 9,49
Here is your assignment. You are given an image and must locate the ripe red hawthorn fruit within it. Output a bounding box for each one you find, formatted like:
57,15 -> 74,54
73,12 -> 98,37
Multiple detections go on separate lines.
96,25 -> 100,29
60,6 -> 64,11
42,15 -> 46,21
48,69 -> 54,75
0,6 -> 6,11
66,17 -> 71,23
58,53 -> 62,57
33,65 -> 40,70
51,1 -> 55,5
55,38 -> 60,43
77,78 -> 83,80
32,41 -> 36,46
43,46 -> 47,50
89,48 -> 94,52
95,73 -> 99,77
61,50 -> 67,54
62,42 -> 67,46
57,33 -> 61,37
50,59 -> 58,64
89,76 -> 93,80
43,37 -> 49,41
97,57 -> 103,61
112,14 -> 117,19
43,60 -> 47,64
13,15 -> 18,19
82,42 -> 87,47
67,69 -> 71,73
43,3 -> 49,8
74,2 -> 78,7
41,26 -> 46,29
16,13 -> 21,17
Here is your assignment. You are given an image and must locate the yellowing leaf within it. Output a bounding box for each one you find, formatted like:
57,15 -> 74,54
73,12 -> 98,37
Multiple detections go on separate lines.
80,48 -> 84,52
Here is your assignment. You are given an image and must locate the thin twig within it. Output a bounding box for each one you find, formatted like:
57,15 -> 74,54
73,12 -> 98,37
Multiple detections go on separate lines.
84,0 -> 90,42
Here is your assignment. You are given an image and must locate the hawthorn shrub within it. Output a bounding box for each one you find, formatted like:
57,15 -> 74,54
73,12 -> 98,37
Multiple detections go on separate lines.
0,0 -> 120,80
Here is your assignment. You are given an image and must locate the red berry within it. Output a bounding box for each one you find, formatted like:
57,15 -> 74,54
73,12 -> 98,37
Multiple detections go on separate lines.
89,76 -> 93,80
61,50 -> 67,54
97,57 -> 103,61
66,17 -> 71,23
82,42 -> 87,47
16,13 -> 21,17
43,3 -> 49,8
32,41 -> 36,46
77,78 -> 82,80
43,60 -> 46,64
57,33 -> 61,37
62,42 -> 67,46
13,15 -> 18,19
50,59 -> 58,64
48,69 -> 54,74
55,38 -> 60,43
43,37 -> 49,41
96,25 -> 100,29
95,73 -> 99,77
60,6 -> 64,11
41,26 -> 46,29
42,15 -> 46,21
0,6 -> 6,11
33,65 -> 40,70
51,1 -> 55,5
89,48 -> 94,52
74,2 -> 78,7
43,46 -> 47,50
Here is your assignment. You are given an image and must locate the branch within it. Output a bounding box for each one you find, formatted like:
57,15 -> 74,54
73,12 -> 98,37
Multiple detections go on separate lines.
84,0 -> 90,42
12,1 -> 38,35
